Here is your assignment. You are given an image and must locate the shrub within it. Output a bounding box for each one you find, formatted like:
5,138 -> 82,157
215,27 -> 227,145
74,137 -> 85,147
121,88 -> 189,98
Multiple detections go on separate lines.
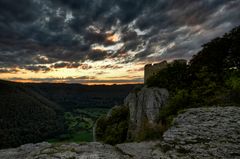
159,89 -> 191,121
95,106 -> 129,145
226,74 -> 240,91
136,118 -> 166,141
225,71 -> 240,105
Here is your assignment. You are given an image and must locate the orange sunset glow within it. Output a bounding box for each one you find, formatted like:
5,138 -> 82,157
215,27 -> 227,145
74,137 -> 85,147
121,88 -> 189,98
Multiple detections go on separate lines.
0,0 -> 239,85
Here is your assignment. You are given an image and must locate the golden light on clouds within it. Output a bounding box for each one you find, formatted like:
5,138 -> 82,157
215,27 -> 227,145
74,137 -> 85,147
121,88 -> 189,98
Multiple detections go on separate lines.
106,33 -> 120,43
1,60 -> 144,85
91,45 -> 107,51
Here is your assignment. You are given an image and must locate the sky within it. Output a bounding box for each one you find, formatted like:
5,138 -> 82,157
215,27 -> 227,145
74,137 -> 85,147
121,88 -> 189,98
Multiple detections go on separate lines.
0,0 -> 239,84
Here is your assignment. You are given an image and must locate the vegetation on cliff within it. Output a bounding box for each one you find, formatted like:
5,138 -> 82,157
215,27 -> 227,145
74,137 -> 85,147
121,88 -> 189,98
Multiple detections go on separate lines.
147,26 -> 240,125
96,106 -> 129,145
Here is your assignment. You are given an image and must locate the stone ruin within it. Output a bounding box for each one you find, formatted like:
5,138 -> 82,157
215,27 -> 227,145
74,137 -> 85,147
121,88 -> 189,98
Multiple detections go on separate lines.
144,59 -> 187,83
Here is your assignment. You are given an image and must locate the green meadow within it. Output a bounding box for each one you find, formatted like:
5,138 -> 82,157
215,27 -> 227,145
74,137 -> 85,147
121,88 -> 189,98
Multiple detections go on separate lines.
48,108 -> 109,143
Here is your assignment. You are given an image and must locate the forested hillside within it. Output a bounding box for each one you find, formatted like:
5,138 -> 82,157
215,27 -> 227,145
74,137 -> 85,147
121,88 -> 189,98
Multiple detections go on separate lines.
23,83 -> 138,143
0,80 -> 65,149
26,83 -> 138,111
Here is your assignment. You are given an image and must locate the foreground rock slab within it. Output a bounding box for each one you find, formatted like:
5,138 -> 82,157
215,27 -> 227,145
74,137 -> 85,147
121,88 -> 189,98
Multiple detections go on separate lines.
1,106 -> 240,159
159,106 -> 240,159
0,142 -> 127,159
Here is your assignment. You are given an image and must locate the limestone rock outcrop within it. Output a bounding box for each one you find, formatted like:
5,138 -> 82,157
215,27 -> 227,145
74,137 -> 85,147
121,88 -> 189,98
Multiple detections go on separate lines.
1,106 -> 240,159
0,142 -> 127,159
124,86 -> 169,139
159,106 -> 240,158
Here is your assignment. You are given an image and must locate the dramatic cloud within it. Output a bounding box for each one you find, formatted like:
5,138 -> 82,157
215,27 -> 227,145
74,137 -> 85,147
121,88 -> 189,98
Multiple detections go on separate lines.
51,62 -> 81,69
100,65 -> 123,69
22,65 -> 51,73
0,0 -> 239,83
0,68 -> 18,73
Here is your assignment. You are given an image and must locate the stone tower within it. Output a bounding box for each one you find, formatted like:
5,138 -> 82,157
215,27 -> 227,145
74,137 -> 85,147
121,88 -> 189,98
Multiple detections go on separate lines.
144,61 -> 168,83
144,59 -> 187,83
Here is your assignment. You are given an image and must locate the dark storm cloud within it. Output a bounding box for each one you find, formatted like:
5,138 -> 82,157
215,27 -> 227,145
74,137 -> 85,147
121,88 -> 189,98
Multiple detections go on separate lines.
86,49 -> 108,61
100,65 -> 123,69
0,68 -> 18,73
127,67 -> 144,73
22,65 -> 51,73
80,64 -> 93,70
51,62 -> 77,69
51,62 -> 69,69
0,0 -> 240,71
0,0 -> 38,23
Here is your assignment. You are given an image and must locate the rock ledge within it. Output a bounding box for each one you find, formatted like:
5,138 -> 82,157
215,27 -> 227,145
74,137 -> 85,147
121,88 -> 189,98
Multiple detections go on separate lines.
1,106 -> 239,159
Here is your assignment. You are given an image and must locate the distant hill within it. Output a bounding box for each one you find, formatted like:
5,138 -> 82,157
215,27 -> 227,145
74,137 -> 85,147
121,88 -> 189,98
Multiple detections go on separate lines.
0,80 -> 65,149
26,83 -> 140,111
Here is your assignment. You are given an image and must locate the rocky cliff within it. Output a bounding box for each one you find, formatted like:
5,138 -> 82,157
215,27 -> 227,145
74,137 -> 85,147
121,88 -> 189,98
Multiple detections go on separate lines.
157,106 -> 240,158
124,87 -> 169,139
1,106 -> 239,159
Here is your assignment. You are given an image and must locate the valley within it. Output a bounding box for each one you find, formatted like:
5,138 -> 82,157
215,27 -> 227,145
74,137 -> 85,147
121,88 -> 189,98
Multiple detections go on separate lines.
48,108 -> 109,143
26,83 -> 139,143
0,80 -> 138,148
